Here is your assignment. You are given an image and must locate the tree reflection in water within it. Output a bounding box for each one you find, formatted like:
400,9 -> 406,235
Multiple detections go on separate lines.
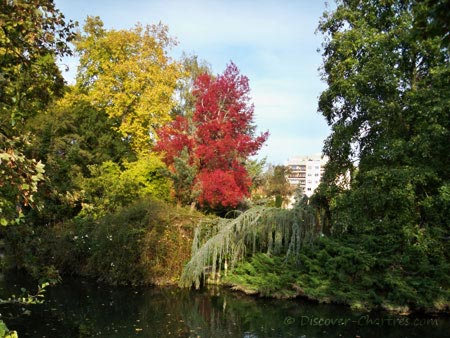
0,273 -> 448,338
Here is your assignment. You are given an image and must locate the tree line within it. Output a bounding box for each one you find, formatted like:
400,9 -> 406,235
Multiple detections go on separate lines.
1,7 -> 280,225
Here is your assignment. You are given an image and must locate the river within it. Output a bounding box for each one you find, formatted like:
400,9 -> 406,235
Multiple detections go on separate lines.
0,272 -> 449,337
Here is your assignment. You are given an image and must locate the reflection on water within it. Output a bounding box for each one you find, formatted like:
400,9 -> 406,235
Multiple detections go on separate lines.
0,272 -> 449,338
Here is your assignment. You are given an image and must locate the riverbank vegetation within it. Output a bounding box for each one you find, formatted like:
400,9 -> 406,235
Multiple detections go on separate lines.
4,198 -> 203,286
1,2 -> 449,335
180,0 -> 450,314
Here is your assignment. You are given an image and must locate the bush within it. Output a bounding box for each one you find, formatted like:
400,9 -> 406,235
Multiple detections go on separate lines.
4,199 -> 203,286
226,235 -> 450,313
78,155 -> 172,218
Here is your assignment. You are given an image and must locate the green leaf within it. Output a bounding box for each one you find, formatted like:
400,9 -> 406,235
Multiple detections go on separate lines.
0,320 -> 7,336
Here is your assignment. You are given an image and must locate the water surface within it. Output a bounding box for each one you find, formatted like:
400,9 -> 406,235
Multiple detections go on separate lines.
0,273 -> 448,337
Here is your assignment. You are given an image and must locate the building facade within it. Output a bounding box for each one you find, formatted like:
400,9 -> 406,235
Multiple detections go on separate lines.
286,154 -> 328,197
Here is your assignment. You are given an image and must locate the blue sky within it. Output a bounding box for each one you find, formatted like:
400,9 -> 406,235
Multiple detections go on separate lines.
55,0 -> 332,165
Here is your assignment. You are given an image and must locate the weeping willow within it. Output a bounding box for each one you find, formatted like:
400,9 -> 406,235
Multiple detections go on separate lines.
180,201 -> 318,288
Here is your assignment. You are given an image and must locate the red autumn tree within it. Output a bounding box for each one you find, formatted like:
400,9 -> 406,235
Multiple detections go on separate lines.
155,62 -> 268,209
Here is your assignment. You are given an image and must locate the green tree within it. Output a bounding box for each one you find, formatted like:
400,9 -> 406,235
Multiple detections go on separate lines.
0,1 -> 75,332
0,0 -> 75,131
246,157 -> 267,193
265,165 -> 293,208
0,0 -> 75,224
318,0 -> 449,233
0,135 -> 45,226
169,148 -> 199,207
314,0 -> 450,311
79,155 -> 172,218
25,89 -> 134,223
75,16 -> 182,153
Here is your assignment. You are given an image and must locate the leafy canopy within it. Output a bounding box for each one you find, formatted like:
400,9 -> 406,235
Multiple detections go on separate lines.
24,89 -> 135,222
308,0 -> 450,312
318,0 -> 450,233
79,155 -> 172,218
156,62 -> 268,210
0,0 -> 75,131
0,0 -> 75,225
75,16 -> 182,153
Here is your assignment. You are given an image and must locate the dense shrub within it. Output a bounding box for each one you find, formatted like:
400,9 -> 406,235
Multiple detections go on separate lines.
226,235 -> 450,313
3,199 -> 202,286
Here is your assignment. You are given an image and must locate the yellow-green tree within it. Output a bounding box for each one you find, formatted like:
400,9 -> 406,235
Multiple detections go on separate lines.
75,16 -> 182,153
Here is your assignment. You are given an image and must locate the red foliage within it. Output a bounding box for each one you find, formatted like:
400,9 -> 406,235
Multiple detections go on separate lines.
153,115 -> 195,166
155,62 -> 268,209
196,168 -> 251,208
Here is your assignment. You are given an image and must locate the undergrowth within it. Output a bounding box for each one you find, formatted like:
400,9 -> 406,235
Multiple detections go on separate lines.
3,198 -> 204,286
225,235 -> 450,313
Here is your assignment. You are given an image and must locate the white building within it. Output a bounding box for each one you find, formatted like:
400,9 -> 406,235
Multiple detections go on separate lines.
286,154 -> 328,197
